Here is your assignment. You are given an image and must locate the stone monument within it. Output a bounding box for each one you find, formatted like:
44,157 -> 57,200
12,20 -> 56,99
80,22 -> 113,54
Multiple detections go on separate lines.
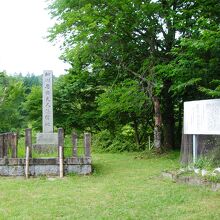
34,70 -> 58,152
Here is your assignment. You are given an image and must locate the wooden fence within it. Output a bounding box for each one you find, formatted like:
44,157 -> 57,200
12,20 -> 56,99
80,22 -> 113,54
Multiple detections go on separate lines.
0,128 -> 92,176
0,133 -> 18,158
0,128 -> 91,159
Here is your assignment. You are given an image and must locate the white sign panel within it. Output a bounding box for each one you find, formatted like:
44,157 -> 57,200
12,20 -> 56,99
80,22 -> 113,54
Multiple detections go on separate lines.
43,70 -> 53,133
184,99 -> 220,134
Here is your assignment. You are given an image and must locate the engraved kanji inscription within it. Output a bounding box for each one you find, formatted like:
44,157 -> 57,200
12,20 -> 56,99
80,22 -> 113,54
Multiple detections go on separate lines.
43,70 -> 53,133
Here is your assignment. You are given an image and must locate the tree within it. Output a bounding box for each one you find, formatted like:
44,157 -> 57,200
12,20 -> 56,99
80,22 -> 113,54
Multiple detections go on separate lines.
22,73 -> 41,94
47,0 -> 220,151
23,86 -> 42,130
53,71 -> 103,133
97,79 -> 153,148
0,72 -> 26,132
172,29 -> 220,100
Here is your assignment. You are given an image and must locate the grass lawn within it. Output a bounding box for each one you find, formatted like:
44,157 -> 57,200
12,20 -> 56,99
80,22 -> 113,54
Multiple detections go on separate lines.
0,152 -> 220,219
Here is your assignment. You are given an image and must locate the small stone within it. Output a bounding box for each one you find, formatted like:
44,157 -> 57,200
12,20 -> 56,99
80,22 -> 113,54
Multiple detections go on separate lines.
194,168 -> 200,174
213,168 -> 220,173
201,169 -> 207,176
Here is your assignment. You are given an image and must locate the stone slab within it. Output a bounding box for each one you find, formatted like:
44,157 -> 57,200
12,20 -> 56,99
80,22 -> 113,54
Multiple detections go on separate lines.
36,133 -> 58,145
0,165 -> 92,176
162,171 -> 220,191
32,165 -> 59,176
65,157 -> 92,165
33,144 -> 57,154
66,165 -> 92,175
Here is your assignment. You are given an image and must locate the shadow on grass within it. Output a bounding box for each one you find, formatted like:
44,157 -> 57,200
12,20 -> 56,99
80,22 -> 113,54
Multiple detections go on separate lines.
134,149 -> 180,160
92,162 -> 107,176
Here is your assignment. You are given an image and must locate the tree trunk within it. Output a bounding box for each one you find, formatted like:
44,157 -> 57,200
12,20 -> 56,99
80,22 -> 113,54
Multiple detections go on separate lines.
153,96 -> 162,152
175,101 -> 183,149
133,118 -> 141,148
162,79 -> 175,150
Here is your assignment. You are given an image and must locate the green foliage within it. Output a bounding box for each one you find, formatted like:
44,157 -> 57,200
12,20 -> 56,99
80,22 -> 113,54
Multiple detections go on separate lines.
208,147 -> 220,167
0,72 -> 27,132
171,23 -> 220,100
12,72 -> 42,94
0,72 -> 43,133
93,129 -> 136,153
97,80 -> 146,118
22,73 -> 41,94
97,80 -> 152,149
93,125 -> 145,153
53,72 -> 102,133
92,130 -> 112,152
49,0 -> 220,150
194,157 -> 214,170
23,86 -> 42,130
204,174 -> 220,183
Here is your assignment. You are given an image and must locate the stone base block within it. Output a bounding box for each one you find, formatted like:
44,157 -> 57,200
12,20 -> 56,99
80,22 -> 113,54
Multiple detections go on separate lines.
34,132 -> 58,153
36,133 -> 58,145
33,144 -> 57,154
0,158 -> 92,176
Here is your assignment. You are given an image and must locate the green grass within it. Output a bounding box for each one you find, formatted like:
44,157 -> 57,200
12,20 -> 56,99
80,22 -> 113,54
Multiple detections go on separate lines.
0,152 -> 220,219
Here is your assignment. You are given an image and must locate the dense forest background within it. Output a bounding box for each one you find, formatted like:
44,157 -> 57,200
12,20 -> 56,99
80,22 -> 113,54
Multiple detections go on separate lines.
0,0 -> 220,152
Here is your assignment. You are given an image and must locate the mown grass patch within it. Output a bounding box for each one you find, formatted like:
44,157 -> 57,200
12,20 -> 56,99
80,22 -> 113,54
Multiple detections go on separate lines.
0,152 -> 219,219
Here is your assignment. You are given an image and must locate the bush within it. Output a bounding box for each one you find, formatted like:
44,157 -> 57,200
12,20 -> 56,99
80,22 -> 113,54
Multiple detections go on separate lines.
194,156 -> 213,170
93,126 -> 140,152
211,147 -> 220,167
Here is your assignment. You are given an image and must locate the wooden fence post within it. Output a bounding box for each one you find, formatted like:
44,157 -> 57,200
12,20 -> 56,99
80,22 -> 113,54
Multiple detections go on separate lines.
58,128 -> 64,178
3,133 -> 8,157
59,145 -> 64,178
84,133 -> 91,157
25,128 -> 32,158
0,135 -> 4,158
11,133 -> 18,158
25,146 -> 30,179
58,128 -> 64,157
8,133 -> 11,157
25,129 -> 32,178
72,131 -> 78,157
0,133 -> 17,158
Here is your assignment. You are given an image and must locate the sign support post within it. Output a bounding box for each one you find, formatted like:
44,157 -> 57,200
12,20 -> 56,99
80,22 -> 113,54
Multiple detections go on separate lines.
193,134 -> 198,164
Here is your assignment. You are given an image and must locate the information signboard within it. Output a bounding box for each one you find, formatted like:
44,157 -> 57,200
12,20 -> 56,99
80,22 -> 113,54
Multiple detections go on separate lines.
184,99 -> 220,135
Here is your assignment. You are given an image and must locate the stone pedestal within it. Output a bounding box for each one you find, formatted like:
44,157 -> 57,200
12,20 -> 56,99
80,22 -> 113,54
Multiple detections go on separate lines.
34,133 -> 58,153
36,133 -> 58,145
